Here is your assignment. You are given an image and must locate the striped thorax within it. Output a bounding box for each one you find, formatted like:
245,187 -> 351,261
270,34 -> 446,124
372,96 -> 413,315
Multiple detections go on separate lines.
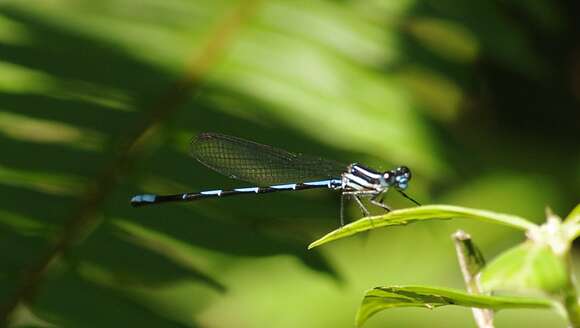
342,163 -> 412,192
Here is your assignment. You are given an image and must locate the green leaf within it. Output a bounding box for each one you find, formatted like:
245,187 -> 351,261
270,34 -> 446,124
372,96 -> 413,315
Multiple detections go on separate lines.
356,285 -> 553,327
480,241 -> 568,295
309,205 -> 536,249
563,203 -> 580,241
564,203 -> 580,224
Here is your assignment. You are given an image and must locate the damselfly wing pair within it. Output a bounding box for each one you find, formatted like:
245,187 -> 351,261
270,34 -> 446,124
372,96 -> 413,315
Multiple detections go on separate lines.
131,133 -> 420,225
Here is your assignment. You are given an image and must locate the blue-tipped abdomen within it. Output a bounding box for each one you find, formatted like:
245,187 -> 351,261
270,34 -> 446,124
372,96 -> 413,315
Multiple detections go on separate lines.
130,194 -> 157,207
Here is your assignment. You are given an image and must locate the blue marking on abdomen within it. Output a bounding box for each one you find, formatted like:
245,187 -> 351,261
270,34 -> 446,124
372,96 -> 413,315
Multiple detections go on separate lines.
201,190 -> 222,196
304,179 -> 341,187
271,183 -> 297,190
234,187 -> 260,193
131,194 -> 156,203
304,180 -> 331,186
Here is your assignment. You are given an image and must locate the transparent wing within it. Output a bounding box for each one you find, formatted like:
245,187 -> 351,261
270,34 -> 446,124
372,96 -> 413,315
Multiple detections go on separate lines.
191,133 -> 346,185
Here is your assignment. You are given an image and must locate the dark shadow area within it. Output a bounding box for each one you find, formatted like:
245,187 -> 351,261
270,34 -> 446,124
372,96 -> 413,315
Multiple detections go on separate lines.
0,137 -> 106,177
33,269 -> 197,328
391,0 -> 580,211
0,229 -> 48,305
0,184 -> 77,226
73,224 -> 226,291
0,7 -> 344,320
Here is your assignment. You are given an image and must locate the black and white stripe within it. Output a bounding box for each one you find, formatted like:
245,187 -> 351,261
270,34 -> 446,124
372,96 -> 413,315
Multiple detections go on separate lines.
131,179 -> 342,207
341,163 -> 386,192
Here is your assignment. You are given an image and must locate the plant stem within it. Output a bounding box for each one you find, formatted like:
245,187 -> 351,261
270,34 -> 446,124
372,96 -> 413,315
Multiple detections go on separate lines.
563,253 -> 580,328
453,230 -> 495,328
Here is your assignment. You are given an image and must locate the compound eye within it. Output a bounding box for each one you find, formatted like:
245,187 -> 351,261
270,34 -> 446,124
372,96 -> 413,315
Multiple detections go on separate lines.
397,166 -> 411,180
393,166 -> 411,190
398,181 -> 408,190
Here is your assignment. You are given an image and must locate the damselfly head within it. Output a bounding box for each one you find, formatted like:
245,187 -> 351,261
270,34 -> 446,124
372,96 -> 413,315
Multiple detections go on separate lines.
384,166 -> 412,190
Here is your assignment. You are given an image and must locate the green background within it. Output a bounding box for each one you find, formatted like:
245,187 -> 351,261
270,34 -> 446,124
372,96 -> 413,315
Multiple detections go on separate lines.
0,0 -> 579,327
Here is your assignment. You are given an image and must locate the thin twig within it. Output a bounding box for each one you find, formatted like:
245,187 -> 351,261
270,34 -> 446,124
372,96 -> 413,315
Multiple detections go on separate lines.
0,1 -> 262,325
563,253 -> 580,328
452,230 -> 495,328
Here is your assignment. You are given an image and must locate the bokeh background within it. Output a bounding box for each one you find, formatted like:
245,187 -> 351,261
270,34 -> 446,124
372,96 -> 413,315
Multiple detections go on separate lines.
1,0 -> 579,327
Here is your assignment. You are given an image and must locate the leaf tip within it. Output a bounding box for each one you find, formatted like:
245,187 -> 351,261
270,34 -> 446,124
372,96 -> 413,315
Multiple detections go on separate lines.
307,238 -> 326,249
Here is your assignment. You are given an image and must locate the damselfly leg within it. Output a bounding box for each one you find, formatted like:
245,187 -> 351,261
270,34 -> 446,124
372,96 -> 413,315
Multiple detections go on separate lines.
370,190 -> 392,212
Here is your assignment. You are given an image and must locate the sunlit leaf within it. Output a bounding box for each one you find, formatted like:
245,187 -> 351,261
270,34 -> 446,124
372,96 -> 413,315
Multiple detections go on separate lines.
480,241 -> 568,295
309,205 -> 536,249
564,203 -> 580,224
356,285 -> 553,327
563,204 -> 580,240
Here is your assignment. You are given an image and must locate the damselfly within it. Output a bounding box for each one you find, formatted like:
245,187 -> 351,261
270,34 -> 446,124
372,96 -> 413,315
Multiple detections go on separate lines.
131,132 -> 420,225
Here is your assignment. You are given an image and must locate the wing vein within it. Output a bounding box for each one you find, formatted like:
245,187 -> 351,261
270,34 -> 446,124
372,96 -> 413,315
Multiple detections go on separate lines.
190,133 -> 346,185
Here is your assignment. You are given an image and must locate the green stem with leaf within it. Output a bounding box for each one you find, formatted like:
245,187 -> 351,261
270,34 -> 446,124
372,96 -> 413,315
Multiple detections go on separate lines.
310,204 -> 580,327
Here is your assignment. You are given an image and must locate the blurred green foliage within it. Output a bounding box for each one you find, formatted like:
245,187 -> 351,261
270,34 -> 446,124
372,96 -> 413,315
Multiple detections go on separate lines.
0,0 -> 578,327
